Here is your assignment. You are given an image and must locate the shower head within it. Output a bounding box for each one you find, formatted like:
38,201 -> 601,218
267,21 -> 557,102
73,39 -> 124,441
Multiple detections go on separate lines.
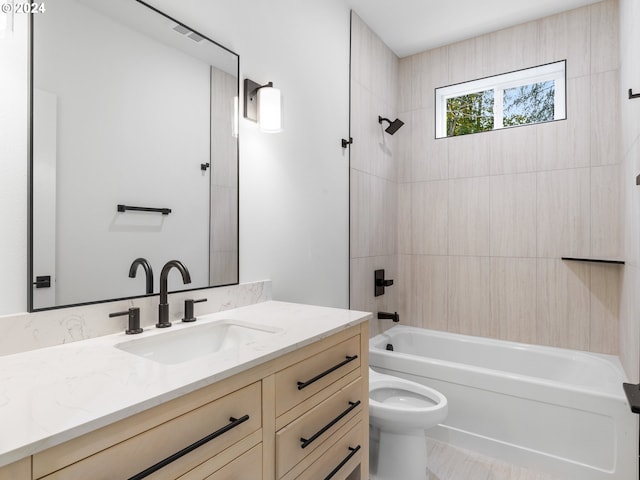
378,116 -> 405,135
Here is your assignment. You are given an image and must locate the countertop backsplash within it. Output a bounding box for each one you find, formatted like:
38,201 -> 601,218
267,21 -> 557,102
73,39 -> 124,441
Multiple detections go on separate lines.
0,280 -> 271,357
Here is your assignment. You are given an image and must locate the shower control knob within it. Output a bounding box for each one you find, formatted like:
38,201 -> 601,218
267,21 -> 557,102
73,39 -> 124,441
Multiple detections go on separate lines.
374,269 -> 394,297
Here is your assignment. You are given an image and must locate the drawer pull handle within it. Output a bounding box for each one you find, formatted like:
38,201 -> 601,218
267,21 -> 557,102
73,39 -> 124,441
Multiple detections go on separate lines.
128,414 -> 250,480
300,400 -> 361,449
297,355 -> 358,390
324,445 -> 361,480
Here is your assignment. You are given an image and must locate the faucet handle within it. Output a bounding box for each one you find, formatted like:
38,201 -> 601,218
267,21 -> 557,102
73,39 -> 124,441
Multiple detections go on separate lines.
110,307 -> 143,334
182,298 -> 207,323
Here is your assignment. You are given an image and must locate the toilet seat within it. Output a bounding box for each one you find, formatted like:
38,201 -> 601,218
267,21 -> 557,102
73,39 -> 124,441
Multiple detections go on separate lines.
369,368 -> 447,431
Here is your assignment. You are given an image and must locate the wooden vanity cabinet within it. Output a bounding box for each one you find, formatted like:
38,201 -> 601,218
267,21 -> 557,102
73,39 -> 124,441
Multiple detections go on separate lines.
23,322 -> 369,480
0,458 -> 30,480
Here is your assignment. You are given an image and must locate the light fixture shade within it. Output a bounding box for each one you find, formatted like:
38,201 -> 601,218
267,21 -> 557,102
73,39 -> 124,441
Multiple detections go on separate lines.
257,86 -> 282,133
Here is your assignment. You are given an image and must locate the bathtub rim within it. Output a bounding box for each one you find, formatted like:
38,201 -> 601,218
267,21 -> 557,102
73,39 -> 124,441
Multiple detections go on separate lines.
369,325 -> 628,402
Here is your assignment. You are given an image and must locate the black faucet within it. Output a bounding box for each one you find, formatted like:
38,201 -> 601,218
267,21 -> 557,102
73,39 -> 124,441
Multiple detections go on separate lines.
157,260 -> 191,328
128,258 -> 154,294
378,311 -> 399,322
110,307 -> 143,334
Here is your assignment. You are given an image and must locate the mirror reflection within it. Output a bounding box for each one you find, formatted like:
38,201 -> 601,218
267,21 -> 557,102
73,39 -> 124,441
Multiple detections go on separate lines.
30,0 -> 239,311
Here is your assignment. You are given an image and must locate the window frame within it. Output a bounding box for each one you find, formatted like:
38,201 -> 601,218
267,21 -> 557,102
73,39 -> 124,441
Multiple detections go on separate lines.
435,60 -> 566,139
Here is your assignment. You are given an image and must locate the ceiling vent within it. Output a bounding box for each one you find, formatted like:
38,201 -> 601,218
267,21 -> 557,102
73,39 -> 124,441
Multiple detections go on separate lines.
172,24 -> 203,43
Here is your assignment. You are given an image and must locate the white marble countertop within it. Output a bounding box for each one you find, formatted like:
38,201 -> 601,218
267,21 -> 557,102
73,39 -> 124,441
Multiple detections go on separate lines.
0,301 -> 371,467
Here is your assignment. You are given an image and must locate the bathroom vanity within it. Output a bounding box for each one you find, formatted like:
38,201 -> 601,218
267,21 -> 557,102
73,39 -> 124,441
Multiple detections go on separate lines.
0,301 -> 370,480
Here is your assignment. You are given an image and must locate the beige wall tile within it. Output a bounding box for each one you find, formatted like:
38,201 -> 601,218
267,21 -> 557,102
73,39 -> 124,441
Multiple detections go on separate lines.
397,254 -> 414,327
370,175 -> 397,257
616,0 -> 639,381
536,259 -> 590,350
373,255 -> 400,334
536,76 -> 590,171
625,140 -> 640,267
622,149 -> 637,266
397,108 -> 413,183
350,169 -> 371,258
619,0 -> 640,156
591,164 -> 622,258
448,37 -> 488,85
350,256 -> 399,337
373,117 -> 400,182
352,13 -> 372,91
537,7 -> 590,78
350,0 -> 623,357
398,183 -> 412,254
591,70 -> 620,166
349,83 -> 369,174
490,126 -> 537,176
413,255 -> 448,331
448,132 -> 491,179
490,258 -> 537,344
485,22 -> 538,76
411,180 -> 448,255
449,177 -> 490,256
350,256 -> 374,313
448,256 -> 492,337
398,57 -> 412,114
590,0 -> 620,74
490,173 -> 537,257
371,35 -> 394,108
619,265 -> 640,382
412,47 -> 449,109
589,263 -> 621,354
536,168 -> 590,258
412,108 -> 448,181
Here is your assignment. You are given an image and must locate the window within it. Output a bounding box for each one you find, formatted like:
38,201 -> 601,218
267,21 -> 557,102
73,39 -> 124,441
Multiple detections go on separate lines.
435,61 -> 566,138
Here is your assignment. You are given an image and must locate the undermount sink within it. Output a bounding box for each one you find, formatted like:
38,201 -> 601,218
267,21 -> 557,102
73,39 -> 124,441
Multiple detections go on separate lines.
115,319 -> 282,365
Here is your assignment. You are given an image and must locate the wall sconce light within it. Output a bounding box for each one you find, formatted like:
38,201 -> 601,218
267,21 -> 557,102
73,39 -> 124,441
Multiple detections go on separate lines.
244,78 -> 282,133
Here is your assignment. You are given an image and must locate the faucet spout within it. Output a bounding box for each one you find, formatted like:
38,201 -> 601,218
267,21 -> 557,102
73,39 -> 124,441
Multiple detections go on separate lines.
377,311 -> 399,323
157,260 -> 192,328
128,257 -> 154,294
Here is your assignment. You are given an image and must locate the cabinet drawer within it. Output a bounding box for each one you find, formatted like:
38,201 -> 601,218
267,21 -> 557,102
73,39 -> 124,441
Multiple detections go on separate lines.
294,421 -> 363,480
275,335 -> 360,417
39,382 -> 261,480
204,443 -> 262,480
276,378 -> 363,478
0,457 -> 30,480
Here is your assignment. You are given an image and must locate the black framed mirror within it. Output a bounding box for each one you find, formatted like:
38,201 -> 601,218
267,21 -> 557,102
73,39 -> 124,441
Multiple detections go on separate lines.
29,0 -> 239,311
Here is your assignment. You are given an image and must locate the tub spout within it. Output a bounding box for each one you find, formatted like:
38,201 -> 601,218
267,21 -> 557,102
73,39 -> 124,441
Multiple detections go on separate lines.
378,311 -> 399,322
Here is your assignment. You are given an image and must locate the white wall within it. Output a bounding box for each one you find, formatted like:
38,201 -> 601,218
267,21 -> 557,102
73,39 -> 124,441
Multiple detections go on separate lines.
0,13 -> 28,315
147,0 -> 352,308
0,0 -> 351,315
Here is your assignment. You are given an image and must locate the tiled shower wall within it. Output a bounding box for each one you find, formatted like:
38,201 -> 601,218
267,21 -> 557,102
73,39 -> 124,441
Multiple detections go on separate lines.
619,0 -> 640,382
351,1 -> 624,355
349,13 -> 400,337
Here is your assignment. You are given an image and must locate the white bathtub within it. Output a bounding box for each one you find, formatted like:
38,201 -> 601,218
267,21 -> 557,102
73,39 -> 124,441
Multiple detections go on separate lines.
369,326 -> 637,480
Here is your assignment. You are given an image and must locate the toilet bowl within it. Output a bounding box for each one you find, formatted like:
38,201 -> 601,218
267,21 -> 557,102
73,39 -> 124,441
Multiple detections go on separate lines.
369,368 -> 447,480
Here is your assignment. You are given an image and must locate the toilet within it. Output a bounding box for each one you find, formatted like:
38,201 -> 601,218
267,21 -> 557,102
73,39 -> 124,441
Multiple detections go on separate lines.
368,368 -> 448,480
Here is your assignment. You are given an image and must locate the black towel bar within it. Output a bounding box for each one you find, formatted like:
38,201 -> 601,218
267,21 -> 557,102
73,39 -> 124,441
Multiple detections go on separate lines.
117,204 -> 171,215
